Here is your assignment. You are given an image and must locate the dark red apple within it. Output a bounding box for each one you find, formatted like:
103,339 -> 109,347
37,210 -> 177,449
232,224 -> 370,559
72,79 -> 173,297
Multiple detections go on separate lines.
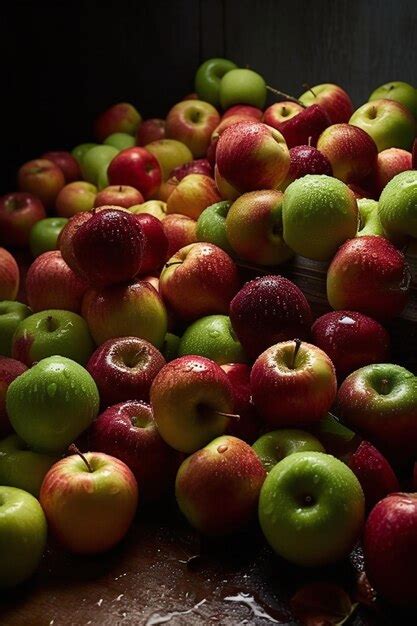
169,158 -> 212,181
42,151 -> 81,183
281,144 -> 332,189
107,147 -> 162,200
93,185 -> 144,208
136,118 -> 166,146
221,363 -> 261,443
18,158 -> 65,208
0,192 -> 46,247
0,356 -> 27,436
271,104 -> 331,148
134,213 -> 168,274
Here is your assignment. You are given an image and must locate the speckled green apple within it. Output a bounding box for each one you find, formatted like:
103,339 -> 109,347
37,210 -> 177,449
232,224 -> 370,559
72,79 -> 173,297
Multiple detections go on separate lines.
195,58 -> 237,106
179,315 -> 246,365
0,434 -> 57,496
29,217 -> 68,257
357,198 -> 385,237
252,429 -> 324,473
378,170 -> 417,238
196,200 -> 233,254
0,301 -> 31,357
219,68 -> 267,109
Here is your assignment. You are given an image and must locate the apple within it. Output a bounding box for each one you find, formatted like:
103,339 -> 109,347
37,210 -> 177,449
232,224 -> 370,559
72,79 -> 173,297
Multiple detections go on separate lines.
136,118 -> 166,146
71,142 -> 97,165
29,217 -> 68,257
229,275 -> 312,360
299,83 -> 354,124
364,493 -> 417,606
0,434 -> 57,497
280,144 -> 333,190
214,165 -> 240,200
336,363 -> 417,464
162,214 -> 198,258
223,104 -> 263,120
97,162 -> 111,189
179,315 -> 246,365
0,192 -> 46,247
103,132 -> 136,150
41,150 -> 81,182
56,181 -> 97,217
169,158 -> 212,181
0,301 -> 31,357
216,122 -> 290,194
219,68 -> 267,109
413,137 -> 417,168
327,236 -> 410,320
145,139 -> 193,181
366,148 -> 412,197
176,435 -> 266,535
194,57 -> 237,106
82,280 -> 167,348
378,170 -> 417,239
87,336 -> 165,407
309,413 -> 359,462
0,357 -> 27,436
267,104 -> 331,148
12,309 -> 94,366
0,486 -> 47,588
133,213 -> 168,274
311,311 -> 390,379
155,177 -> 177,201
211,114 -> 258,141
166,173 -> 221,220
196,200 -> 233,255
251,340 -> 337,427
161,332 -> 180,362
107,146 -> 162,199
226,189 -> 294,265
262,101 -> 304,127
259,451 -> 364,566
317,123 -> 378,183
369,81 -> 417,117
356,199 -> 385,237
165,100 -> 220,157
0,248 -> 19,301
348,182 -> 372,199
18,158 -> 65,208
350,99 -> 416,151
150,355 -> 235,453
130,199 -> 167,220
80,145 -> 118,185
6,355 -> 99,453
40,451 -> 138,554
220,363 -> 261,443
159,242 -> 239,321
93,102 -> 142,142
252,429 -> 325,473
93,184 -> 144,208
89,400 -> 181,500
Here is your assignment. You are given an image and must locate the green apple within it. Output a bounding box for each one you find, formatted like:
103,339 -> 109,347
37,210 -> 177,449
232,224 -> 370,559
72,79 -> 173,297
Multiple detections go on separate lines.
179,315 -> 246,365
195,58 -> 238,106
0,301 -> 31,357
80,145 -> 118,185
0,486 -> 47,588
0,434 -> 57,496
252,429 -> 324,473
357,198 -> 385,237
258,451 -> 365,567
71,142 -> 97,165
29,217 -> 68,257
12,309 -> 94,366
130,199 -> 167,220
309,413 -> 359,463
103,132 -> 135,150
6,355 -> 99,453
378,170 -> 417,238
196,201 -> 233,254
350,99 -> 416,151
161,332 -> 180,362
145,139 -> 193,181
219,68 -> 267,110
282,175 -> 358,261
97,162 -> 110,190
369,81 -> 417,117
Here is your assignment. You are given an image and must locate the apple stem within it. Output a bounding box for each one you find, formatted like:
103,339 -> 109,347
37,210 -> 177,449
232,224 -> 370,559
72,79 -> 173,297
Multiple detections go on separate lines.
46,315 -> 54,332
164,261 -> 183,268
266,85 -> 306,108
380,378 -> 390,395
291,338 -> 302,369
118,185 -> 123,192
308,136 -> 312,147
68,444 -> 93,473
216,411 -> 240,421
302,82 -> 317,98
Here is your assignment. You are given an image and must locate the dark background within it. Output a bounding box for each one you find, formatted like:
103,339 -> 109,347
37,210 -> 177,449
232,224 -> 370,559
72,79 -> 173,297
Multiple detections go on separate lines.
2,0 -> 417,190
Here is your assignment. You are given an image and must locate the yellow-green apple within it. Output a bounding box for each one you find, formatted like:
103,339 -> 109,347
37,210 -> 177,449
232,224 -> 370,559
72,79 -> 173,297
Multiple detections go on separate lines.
12,309 -> 94,366
130,199 -> 167,220
179,315 -> 246,365
107,146 -> 162,199
136,118 -> 166,145
366,148 -> 412,198
311,311 -> 390,379
162,213 -> 198,258
196,200 -> 233,255
219,68 -> 267,109
42,150 -> 81,183
18,159 -> 65,208
151,355 -> 235,453
222,104 -> 263,120
166,173 -> 221,220
378,170 -> 417,239
216,122 -> 290,194
159,242 -> 239,321
226,189 -> 294,265
155,177 -> 177,201
169,157 -> 212,181
317,123 -> 378,183
356,198 -> 385,237
336,363 -> 417,464
220,363 -> 262,443
103,132 -> 135,151
364,493 -> 417,606
165,100 -> 220,157
56,181 -> 97,217
89,400 -> 182,500
87,336 -> 165,406
94,102 -> 142,142
194,57 -> 237,106
214,165 -> 240,201
71,142 -> 97,165
134,213 -> 168,274
29,217 -> 68,257
299,83 -> 354,123
93,184 -> 143,208
0,302 -> 31,357
0,193 -> 46,247
229,275 -> 312,359
0,486 -> 47,588
40,451 -> 138,554
252,429 -> 325,473
262,101 -> 304,127
258,451 -> 364,566
82,280 -> 167,348
251,340 -> 337,427
369,81 -> 417,117
0,248 -> 19,300
0,434 -> 57,497
0,357 -> 27,436
280,144 -> 333,190
350,99 -> 416,151
176,435 -> 266,535
145,139 -> 193,181
266,104 -> 331,148
327,236 -> 410,320
6,355 -> 99,453
80,145 -> 118,185
25,250 -> 88,313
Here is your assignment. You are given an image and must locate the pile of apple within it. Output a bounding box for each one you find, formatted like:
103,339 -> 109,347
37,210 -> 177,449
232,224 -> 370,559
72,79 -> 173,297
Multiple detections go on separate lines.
1,57 -> 417,610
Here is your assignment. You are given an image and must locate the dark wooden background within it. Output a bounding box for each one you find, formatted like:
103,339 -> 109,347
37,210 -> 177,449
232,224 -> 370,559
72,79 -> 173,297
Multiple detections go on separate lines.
2,0 -> 417,188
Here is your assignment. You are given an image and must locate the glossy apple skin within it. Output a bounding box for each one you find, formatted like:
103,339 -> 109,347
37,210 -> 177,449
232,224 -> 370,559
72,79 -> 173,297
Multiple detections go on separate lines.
251,341 -> 337,427
162,214 -> 198,258
42,151 -> 81,183
136,118 -> 166,146
160,242 -> 239,321
327,236 -> 410,321
29,216 -> 68,257
0,192 -> 46,247
211,114 -> 257,142
269,104 -> 331,148
170,158 -> 212,181
350,99 -> 416,152
40,452 -> 138,554
0,357 -> 27,436
194,58 -> 237,106
94,102 -> 141,142
252,429 -> 325,473
55,181 -> 97,218
317,124 -> 378,183
299,83 -> 354,124
145,139 -> 193,182
130,199 -> 167,221
26,250 -> 88,313
87,337 -> 165,407
262,101 -> 304,127
364,493 -> 417,606
93,184 -> 144,208
82,280 -> 167,348
216,122 -> 290,193
366,148 -> 412,197
176,435 -> 266,535
166,174 -> 221,220
107,147 -> 162,200
165,100 -> 220,157
281,144 -> 333,190
221,363 -> 262,443
0,248 -> 19,300
230,275 -> 312,360
311,311 -> 390,379
134,213 -> 168,274
222,104 -> 263,120
0,301 -> 31,357
89,400 -> 182,500
18,158 -> 65,208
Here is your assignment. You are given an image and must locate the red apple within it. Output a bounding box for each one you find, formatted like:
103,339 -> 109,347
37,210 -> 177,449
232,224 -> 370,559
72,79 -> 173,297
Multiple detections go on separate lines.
136,118 -> 166,146
0,357 -> 27,436
317,124 -> 378,183
169,158 -> 212,181
162,213 -> 198,258
165,100 -> 220,157
94,102 -> 141,142
222,104 -> 263,120
107,147 -> 162,199
166,174 -> 221,220
221,363 -> 261,443
348,441 -> 399,511
134,213 -> 168,274
413,137 -> 417,168
262,101 -> 304,126
58,210 -> 92,276
267,104 -> 331,148
93,185 -> 144,208
42,151 -> 81,183
0,192 -> 46,247
299,84 -> 354,124
281,144 -> 333,189
56,181 -> 97,218
211,114 -> 257,141
18,158 -> 65,208
0,248 -> 19,302
366,148 -> 412,197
